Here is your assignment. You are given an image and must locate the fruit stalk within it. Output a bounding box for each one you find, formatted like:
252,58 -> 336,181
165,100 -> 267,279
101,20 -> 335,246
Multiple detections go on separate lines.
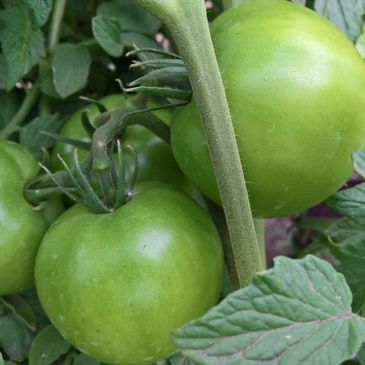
0,83 -> 40,139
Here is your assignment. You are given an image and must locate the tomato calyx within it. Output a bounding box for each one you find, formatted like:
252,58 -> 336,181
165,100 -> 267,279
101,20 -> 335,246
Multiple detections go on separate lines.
24,94 -> 177,213
45,140 -> 139,213
125,47 -> 192,101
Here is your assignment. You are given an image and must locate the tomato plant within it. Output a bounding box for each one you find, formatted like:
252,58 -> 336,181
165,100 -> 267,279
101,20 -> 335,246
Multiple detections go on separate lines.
0,141 -> 62,296
171,0 -> 365,218
1,1 -> 365,365
35,186 -> 224,365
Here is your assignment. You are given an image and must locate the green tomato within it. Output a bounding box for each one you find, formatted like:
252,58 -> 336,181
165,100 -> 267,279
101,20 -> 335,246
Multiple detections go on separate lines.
35,186 -> 224,365
52,95 -> 198,198
171,0 -> 365,218
0,141 -> 61,295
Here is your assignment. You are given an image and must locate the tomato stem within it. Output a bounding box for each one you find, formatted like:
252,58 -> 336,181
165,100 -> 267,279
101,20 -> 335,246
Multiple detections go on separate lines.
0,83 -> 40,140
38,94 -> 52,116
222,0 -> 267,271
48,0 -> 66,52
38,0 -> 67,119
133,0 -> 265,286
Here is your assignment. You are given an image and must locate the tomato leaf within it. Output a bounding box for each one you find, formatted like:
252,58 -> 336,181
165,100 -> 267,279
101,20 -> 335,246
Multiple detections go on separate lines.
25,0 -> 53,27
0,352 -> 3,365
326,183 -> 365,223
314,0 -> 365,41
0,91 -> 19,130
64,0 -> 90,18
0,55 -> 8,90
353,151 -> 365,178
296,217 -> 335,233
94,2 -> 159,56
0,4 -> 46,89
172,255 -> 365,365
326,218 -> 365,312
0,314 -> 34,362
52,43 -> 91,98
21,289 -> 50,333
92,16 -> 124,58
296,234 -> 334,261
121,32 -> 159,50
20,114 -> 64,152
39,61 -> 60,98
358,345 -> 365,364
72,353 -> 100,365
170,353 -> 198,365
0,295 -> 37,331
96,0 -> 159,34
28,325 -> 71,365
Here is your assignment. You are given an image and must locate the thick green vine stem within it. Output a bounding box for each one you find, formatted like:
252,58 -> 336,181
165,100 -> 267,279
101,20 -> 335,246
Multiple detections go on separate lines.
133,0 -> 265,287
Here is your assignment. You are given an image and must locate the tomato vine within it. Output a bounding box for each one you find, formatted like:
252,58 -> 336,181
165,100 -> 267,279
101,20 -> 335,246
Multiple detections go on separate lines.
133,0 -> 265,288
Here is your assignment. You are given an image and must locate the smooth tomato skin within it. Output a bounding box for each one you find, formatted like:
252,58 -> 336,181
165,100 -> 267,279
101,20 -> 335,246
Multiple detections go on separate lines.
0,141 -> 50,295
122,124 -> 192,192
35,187 -> 224,365
171,0 -> 365,218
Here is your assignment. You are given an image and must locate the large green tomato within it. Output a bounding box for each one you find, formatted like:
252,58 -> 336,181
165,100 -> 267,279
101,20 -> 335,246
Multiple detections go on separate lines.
35,186 -> 224,365
0,141 -> 62,295
52,95 -> 191,194
171,0 -> 365,218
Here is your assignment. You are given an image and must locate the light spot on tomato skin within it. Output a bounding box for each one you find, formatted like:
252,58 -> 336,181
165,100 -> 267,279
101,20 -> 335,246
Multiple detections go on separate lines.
274,201 -> 286,211
58,315 -> 65,323
143,357 -> 154,362
325,152 -> 336,159
267,124 -> 276,133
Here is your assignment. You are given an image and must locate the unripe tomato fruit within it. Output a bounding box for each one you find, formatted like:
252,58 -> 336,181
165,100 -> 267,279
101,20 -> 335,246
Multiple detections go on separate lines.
35,186 -> 224,365
171,0 -> 365,218
0,141 -> 62,295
